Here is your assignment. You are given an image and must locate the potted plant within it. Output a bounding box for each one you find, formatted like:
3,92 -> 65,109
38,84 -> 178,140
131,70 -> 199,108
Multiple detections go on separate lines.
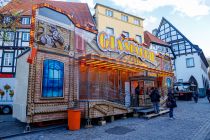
9,90 -> 14,100
0,89 -> 5,100
4,84 -> 11,101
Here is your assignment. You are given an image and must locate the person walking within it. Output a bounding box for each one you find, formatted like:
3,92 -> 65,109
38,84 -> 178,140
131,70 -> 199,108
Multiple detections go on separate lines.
166,88 -> 177,119
206,88 -> 210,103
193,89 -> 198,103
135,84 -> 140,107
150,87 -> 161,114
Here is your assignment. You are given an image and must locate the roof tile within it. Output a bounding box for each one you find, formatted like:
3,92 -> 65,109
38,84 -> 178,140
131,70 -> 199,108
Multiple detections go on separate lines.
144,31 -> 169,47
0,0 -> 96,29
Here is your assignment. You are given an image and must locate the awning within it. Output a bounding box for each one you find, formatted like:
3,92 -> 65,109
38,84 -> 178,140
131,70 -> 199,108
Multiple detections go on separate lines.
79,54 -> 174,77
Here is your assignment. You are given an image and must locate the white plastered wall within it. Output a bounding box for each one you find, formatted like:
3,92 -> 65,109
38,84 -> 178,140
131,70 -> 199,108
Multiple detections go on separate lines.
13,51 -> 29,123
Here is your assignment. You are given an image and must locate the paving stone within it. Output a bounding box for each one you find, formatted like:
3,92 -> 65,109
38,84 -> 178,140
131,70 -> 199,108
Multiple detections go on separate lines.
3,98 -> 210,140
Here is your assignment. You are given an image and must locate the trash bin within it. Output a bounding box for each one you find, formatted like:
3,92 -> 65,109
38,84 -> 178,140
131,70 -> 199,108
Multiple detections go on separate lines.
68,109 -> 81,131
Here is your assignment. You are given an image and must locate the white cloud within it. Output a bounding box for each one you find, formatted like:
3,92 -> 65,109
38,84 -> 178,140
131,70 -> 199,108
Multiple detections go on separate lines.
144,16 -> 159,32
110,0 -> 210,17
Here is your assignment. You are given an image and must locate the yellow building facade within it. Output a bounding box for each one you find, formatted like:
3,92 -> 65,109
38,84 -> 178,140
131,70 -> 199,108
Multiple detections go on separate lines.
94,4 -> 144,43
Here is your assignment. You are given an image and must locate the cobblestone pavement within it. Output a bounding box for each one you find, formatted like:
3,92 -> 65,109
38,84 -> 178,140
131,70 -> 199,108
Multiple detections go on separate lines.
3,98 -> 210,140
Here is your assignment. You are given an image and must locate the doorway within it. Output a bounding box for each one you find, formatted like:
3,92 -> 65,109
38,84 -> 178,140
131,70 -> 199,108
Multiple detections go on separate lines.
130,76 -> 155,107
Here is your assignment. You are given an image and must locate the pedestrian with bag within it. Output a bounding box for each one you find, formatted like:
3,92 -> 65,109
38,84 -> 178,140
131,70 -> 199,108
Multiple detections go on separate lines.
150,87 -> 161,114
166,88 -> 177,119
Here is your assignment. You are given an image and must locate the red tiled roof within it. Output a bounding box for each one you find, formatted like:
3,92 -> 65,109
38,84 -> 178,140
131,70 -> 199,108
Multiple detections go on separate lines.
0,0 -> 96,29
144,31 -> 169,47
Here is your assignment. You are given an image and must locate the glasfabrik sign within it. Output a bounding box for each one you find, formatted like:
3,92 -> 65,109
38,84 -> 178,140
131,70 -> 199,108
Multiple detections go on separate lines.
97,31 -> 155,63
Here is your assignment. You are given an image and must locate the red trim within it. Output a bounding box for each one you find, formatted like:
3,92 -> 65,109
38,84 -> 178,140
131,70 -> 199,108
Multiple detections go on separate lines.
0,74 -> 13,78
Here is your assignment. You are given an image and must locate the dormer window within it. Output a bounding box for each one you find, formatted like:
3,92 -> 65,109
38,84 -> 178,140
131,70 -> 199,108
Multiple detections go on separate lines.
21,17 -> 30,25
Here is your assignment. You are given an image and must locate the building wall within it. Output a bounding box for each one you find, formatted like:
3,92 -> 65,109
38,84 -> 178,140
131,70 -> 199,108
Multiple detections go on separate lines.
13,51 -> 29,122
95,5 -> 144,41
27,51 -> 76,123
174,53 -> 209,97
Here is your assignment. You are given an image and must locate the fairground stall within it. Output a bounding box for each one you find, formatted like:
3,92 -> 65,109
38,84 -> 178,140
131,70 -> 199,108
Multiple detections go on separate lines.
13,3 -> 173,123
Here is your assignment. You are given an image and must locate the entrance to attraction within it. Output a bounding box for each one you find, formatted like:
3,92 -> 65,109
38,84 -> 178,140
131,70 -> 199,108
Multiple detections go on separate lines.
130,76 -> 156,107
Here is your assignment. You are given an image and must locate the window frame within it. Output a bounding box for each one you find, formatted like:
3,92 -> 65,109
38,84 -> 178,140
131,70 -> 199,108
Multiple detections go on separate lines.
135,35 -> 142,44
122,31 -> 129,38
41,59 -> 65,98
4,32 -> 15,41
186,57 -> 195,68
3,16 -> 11,24
105,9 -> 113,17
22,32 -> 30,42
134,19 -> 140,25
121,14 -> 128,22
3,52 -> 13,66
21,17 -> 30,25
106,27 -> 114,35
178,79 -> 183,82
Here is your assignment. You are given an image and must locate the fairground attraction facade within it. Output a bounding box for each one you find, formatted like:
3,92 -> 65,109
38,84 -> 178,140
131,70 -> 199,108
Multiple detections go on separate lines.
1,1 -> 173,123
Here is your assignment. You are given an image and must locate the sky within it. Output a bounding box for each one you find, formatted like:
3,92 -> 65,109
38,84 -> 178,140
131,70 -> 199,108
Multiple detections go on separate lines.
5,0 -> 209,58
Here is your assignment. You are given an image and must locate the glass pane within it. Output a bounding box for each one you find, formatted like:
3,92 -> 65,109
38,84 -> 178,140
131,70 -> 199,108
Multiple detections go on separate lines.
42,60 -> 64,97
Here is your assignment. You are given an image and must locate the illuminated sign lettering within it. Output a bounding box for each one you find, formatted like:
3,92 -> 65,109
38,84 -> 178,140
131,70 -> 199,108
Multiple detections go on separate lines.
97,31 -> 155,63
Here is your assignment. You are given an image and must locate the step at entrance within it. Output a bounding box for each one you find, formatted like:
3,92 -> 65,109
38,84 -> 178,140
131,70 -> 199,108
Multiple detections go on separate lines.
143,109 -> 169,119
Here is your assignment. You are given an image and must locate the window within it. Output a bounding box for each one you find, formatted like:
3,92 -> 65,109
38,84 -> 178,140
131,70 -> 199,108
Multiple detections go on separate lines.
186,58 -> 195,68
173,44 -> 178,51
21,17 -> 30,25
3,53 -> 13,66
179,43 -> 185,50
42,60 -> 64,97
39,8 -> 73,25
157,46 -> 162,52
121,15 -> 128,22
105,9 -> 113,17
5,32 -> 15,41
106,27 -> 114,35
22,32 -> 30,41
178,79 -> 183,82
135,35 -> 142,43
122,31 -> 129,38
165,32 -> 170,38
134,19 -> 140,25
3,17 -> 11,24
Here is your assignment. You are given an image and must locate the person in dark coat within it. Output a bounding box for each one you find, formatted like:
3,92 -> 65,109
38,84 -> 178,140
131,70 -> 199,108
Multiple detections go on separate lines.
193,89 -> 199,103
206,88 -> 210,103
135,84 -> 140,107
150,87 -> 161,114
166,88 -> 177,119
